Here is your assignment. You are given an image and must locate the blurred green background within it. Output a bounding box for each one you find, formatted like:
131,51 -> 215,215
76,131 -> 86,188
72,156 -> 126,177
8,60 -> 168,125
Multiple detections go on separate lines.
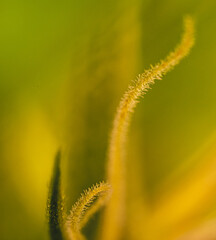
1,0 -> 216,239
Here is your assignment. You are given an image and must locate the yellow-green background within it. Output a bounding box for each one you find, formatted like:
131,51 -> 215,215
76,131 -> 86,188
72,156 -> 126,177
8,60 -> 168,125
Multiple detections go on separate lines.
0,0 -> 216,239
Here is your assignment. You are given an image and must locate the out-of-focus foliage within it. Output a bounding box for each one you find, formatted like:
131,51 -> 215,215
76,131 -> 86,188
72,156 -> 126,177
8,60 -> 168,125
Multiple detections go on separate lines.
1,0 -> 216,240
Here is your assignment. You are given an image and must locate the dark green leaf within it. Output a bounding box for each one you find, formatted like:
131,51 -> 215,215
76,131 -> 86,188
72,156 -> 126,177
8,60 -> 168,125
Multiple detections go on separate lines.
47,151 -> 65,240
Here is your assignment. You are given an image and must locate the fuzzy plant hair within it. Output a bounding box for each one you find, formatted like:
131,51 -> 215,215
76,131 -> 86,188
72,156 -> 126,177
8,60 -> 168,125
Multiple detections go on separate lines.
47,16 -> 195,240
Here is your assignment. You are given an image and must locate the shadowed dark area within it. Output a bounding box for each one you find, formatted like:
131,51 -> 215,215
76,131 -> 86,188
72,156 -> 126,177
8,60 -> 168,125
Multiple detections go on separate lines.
48,151 -> 64,240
